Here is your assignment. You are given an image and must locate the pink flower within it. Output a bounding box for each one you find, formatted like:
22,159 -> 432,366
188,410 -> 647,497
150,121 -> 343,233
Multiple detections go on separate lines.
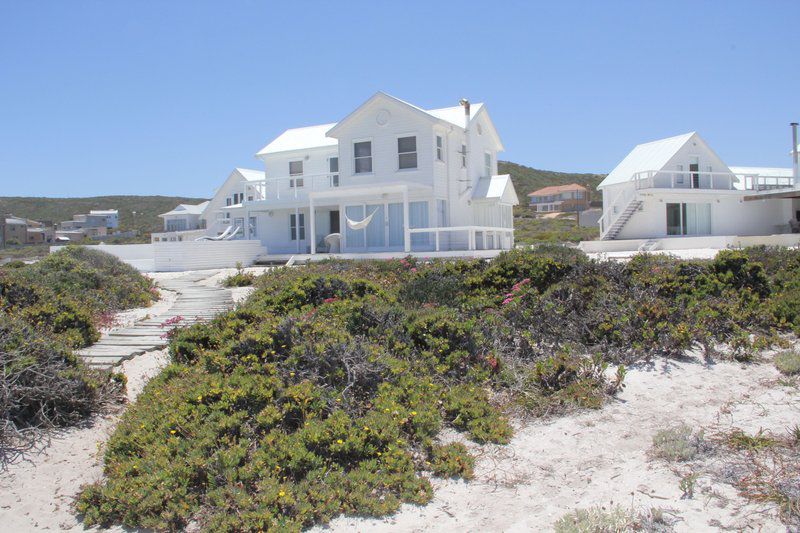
322,297 -> 338,304
502,297 -> 514,305
410,267 -> 417,273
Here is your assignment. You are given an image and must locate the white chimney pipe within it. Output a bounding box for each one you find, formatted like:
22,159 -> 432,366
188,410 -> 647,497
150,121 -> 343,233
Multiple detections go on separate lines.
792,122 -> 798,186
460,98 -> 471,193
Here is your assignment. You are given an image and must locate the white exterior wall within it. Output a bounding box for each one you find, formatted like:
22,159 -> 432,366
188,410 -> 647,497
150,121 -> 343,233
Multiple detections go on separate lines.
614,191 -> 793,240
332,98 -> 436,192
656,137 -> 734,189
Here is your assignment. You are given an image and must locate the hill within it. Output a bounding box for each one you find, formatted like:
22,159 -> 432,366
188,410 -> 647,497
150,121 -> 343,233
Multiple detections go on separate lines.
0,195 -> 209,235
499,161 -> 605,201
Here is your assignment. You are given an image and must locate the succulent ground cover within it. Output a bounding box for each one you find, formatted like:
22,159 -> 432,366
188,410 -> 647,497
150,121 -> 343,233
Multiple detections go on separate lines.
78,246 -> 800,531
0,247 -> 157,460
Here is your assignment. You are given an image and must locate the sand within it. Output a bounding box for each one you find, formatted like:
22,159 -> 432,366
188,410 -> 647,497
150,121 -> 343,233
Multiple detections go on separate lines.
318,353 -> 798,532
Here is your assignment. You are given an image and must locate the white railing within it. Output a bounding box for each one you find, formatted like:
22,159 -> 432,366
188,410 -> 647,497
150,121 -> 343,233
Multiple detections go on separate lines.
631,170 -> 795,192
408,225 -> 514,251
244,173 -> 340,202
599,185 -> 637,237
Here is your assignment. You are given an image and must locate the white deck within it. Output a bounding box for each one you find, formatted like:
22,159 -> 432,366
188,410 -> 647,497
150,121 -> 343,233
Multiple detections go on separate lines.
254,249 -> 505,264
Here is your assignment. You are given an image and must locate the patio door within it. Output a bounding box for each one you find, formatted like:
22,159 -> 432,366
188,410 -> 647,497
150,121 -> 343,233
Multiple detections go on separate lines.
388,203 -> 404,248
690,157 -> 700,189
366,204 -> 385,249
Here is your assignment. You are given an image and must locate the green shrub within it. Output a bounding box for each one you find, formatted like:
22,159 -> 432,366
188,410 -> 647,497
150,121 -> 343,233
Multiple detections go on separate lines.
651,424 -> 705,462
77,246 -> 800,530
0,314 -> 123,459
774,349 -> 800,375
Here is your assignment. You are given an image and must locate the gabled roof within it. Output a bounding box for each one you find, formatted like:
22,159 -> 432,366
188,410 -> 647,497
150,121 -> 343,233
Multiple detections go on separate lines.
598,132 -> 697,188
326,92 -> 487,138
426,103 -> 484,128
528,183 -> 588,197
234,168 -> 266,182
256,124 -> 338,156
472,174 -> 519,205
159,201 -> 210,218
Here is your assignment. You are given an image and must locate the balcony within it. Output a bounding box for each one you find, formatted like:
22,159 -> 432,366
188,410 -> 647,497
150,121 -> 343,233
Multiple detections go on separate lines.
243,173 -> 341,203
631,170 -> 795,192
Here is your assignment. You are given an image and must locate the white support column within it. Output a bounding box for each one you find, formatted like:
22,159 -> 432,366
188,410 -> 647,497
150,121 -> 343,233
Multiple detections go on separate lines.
435,230 -> 440,252
295,206 -> 300,253
403,187 -> 411,253
309,197 -> 316,255
245,210 -> 250,239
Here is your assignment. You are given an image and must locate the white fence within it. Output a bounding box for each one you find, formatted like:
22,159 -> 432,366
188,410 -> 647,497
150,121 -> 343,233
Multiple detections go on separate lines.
153,240 -> 266,272
50,240 -> 266,272
579,233 -> 800,254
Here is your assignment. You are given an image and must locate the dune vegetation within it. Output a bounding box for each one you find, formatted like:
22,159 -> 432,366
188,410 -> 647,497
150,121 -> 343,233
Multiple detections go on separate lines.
0,247 -> 158,460
75,245 -> 800,531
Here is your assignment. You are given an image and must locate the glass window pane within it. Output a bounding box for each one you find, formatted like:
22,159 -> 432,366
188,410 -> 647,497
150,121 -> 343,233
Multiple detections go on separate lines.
366,204 -> 385,248
354,141 -> 371,158
329,157 -> 338,172
290,161 -> 303,175
398,136 -> 416,153
345,205 -> 365,248
409,201 -> 429,247
399,153 -> 417,169
355,157 -> 372,173
666,203 -> 682,235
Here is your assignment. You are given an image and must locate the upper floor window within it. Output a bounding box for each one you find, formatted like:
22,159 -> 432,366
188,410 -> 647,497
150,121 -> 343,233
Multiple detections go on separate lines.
461,144 -> 467,168
329,157 -> 339,187
676,164 -> 685,184
354,141 -> 372,174
484,152 -> 492,177
575,191 -> 584,199
436,135 -> 444,161
289,160 -> 304,188
398,136 -> 417,170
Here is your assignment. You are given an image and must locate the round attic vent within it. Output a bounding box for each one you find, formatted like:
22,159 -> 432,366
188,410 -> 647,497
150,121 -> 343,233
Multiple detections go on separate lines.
376,109 -> 390,126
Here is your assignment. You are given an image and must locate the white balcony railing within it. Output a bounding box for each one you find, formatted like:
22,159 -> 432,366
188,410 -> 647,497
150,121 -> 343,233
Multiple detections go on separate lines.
244,173 -> 340,202
631,170 -> 795,192
408,226 -> 514,251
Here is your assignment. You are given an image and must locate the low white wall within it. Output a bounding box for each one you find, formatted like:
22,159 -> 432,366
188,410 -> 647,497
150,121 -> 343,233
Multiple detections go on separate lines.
50,243 -> 156,271
580,233 -> 800,254
153,240 -> 266,272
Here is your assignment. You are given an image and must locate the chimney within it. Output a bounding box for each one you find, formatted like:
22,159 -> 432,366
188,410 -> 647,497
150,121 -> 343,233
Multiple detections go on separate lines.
792,122 -> 799,186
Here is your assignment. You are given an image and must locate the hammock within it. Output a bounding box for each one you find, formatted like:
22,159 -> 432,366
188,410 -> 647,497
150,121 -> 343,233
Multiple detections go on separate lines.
345,208 -> 379,230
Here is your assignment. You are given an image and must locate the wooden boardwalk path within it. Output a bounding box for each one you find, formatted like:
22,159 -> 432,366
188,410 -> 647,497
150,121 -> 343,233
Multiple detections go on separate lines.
77,271 -> 233,369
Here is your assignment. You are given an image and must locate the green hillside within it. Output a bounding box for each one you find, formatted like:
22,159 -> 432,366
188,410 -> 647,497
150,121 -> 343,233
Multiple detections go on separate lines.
0,195 -> 208,235
499,161 -> 605,202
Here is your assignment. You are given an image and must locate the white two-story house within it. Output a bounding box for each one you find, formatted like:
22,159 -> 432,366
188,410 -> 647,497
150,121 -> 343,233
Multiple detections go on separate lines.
597,131 -> 800,243
222,92 -> 518,257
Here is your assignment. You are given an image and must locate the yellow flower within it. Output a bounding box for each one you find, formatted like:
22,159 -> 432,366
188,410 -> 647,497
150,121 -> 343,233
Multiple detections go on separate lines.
336,439 -> 343,444
363,426 -> 370,431
197,395 -> 203,401
411,411 -> 417,416
289,372 -> 295,377
377,452 -> 382,456
278,490 -> 285,497
170,429 -> 176,435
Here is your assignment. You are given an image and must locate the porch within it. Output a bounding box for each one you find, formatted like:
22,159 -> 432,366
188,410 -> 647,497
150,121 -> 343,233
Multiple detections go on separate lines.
236,182 -> 514,256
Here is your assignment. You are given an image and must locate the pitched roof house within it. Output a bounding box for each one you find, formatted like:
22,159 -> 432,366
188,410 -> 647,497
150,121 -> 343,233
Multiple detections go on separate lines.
178,92 -> 518,257
527,183 -> 589,213
596,132 -> 798,242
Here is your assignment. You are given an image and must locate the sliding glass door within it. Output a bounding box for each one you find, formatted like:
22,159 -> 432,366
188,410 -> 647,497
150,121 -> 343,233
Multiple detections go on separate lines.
666,203 -> 711,236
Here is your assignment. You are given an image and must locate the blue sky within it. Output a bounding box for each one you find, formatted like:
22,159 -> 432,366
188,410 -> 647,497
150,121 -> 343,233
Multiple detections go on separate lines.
1,1 -> 798,198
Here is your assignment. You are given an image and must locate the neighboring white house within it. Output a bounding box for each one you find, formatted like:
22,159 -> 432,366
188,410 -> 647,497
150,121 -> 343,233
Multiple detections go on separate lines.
218,92 -> 517,257
595,132 -> 800,243
151,168 -> 265,243
156,201 -> 209,235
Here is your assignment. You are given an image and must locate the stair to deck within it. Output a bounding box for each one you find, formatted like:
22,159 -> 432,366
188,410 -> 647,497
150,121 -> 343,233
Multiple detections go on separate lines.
601,199 -> 642,240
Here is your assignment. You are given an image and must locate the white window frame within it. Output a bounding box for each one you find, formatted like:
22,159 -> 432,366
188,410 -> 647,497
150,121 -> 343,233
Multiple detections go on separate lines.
435,135 -> 444,162
328,156 -> 339,187
484,151 -> 492,177
353,139 -> 373,175
289,160 -> 304,188
676,164 -> 684,184
290,213 -> 305,241
397,134 -> 418,171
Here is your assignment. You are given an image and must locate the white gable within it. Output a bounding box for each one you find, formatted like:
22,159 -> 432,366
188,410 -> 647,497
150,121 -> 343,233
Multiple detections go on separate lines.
234,168 -> 266,182
598,132 -> 697,188
472,174 -> 519,205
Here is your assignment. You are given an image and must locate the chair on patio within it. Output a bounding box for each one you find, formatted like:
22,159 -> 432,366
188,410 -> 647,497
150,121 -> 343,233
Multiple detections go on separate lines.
324,233 -> 341,253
